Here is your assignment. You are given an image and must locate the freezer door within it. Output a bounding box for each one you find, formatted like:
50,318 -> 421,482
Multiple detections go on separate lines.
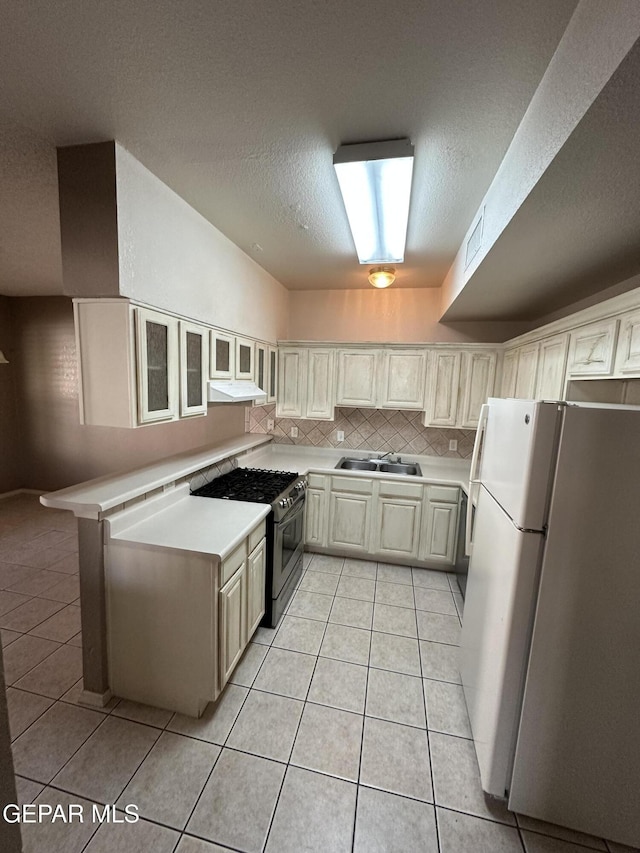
479,398 -> 560,530
509,405 -> 640,846
460,484 -> 544,797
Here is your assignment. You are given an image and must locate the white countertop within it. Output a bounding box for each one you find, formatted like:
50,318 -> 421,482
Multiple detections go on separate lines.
107,484 -> 270,559
240,444 -> 471,491
40,434 -> 273,519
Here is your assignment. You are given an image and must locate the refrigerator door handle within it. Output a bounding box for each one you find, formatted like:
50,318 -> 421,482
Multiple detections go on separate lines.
469,403 -> 489,485
465,481 -> 478,556
466,403 -> 489,557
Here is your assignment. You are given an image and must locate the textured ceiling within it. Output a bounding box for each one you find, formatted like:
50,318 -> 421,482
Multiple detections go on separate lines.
0,0 -> 579,296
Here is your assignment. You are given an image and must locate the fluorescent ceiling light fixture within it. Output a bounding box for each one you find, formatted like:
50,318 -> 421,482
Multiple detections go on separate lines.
333,138 -> 414,264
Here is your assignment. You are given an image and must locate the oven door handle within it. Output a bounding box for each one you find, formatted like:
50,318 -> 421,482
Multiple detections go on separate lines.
279,498 -> 305,525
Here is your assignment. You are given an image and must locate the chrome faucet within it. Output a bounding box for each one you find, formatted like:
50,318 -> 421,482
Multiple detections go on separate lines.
371,449 -> 400,463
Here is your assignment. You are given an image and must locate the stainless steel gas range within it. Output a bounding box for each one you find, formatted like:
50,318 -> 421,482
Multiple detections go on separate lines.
191,467 -> 306,627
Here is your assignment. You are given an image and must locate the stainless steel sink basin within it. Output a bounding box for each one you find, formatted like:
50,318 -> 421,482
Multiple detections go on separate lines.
336,457 -> 422,476
336,458 -> 378,471
379,462 -> 422,476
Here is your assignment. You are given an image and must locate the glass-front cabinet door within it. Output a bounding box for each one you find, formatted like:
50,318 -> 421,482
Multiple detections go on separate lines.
255,343 -> 267,393
267,346 -> 278,404
135,308 -> 179,424
235,336 -> 254,380
180,322 -> 209,417
210,331 -> 235,379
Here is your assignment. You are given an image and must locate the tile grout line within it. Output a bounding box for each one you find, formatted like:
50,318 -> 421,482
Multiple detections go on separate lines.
350,558 -> 376,853
261,553 -> 346,853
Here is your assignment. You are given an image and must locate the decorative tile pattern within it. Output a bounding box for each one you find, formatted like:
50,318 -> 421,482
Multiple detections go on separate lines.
246,404 -> 475,459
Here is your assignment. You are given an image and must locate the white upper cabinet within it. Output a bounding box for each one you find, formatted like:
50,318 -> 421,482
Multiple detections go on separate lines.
379,349 -> 427,410
210,331 -> 235,379
179,321 -> 208,417
535,334 -> 568,400
423,350 -> 462,426
514,342 -> 539,399
458,350 -> 498,429
267,346 -> 278,403
136,307 -> 180,424
567,318 -> 619,377
235,336 -> 255,380
336,350 -> 379,407
276,348 -> 308,418
614,310 -> 640,375
306,349 -> 335,420
254,342 -> 267,394
501,349 -> 519,398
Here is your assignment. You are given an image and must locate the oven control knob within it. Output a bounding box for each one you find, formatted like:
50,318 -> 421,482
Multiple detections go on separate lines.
279,498 -> 288,508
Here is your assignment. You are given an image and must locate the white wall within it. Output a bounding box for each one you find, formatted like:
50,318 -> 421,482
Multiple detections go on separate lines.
115,145 -> 289,342
288,288 -> 529,343
440,0 -> 640,317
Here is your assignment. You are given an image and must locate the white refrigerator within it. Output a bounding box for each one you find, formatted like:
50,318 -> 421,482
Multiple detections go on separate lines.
460,397 -> 640,848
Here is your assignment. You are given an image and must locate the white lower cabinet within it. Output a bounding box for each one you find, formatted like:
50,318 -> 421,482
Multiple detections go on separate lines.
328,477 -> 374,553
246,539 -> 266,637
419,486 -> 459,564
372,482 -> 422,561
306,475 -> 460,568
219,566 -> 246,689
106,517 -> 266,717
305,476 -> 329,547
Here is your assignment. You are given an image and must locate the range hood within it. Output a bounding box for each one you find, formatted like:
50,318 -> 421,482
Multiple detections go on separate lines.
208,381 -> 267,403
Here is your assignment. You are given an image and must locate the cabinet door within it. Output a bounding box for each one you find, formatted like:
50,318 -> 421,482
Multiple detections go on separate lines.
276,348 -> 308,418
246,539 -> 266,638
567,318 -> 619,376
421,500 -> 458,565
501,350 -> 519,398
255,343 -> 267,393
328,492 -> 373,553
423,351 -> 461,426
535,334 -> 569,400
210,331 -> 235,379
373,497 -> 422,560
306,349 -> 335,420
379,350 -> 427,410
235,337 -> 255,380
514,343 -> 539,399
136,308 -> 179,424
458,351 -> 497,429
615,310 -> 640,375
219,565 -> 247,689
305,487 -> 328,547
336,350 -> 379,407
267,346 -> 278,403
179,322 -> 208,417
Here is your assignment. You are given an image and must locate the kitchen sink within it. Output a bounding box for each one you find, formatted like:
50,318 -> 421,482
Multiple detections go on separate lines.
379,462 -> 421,475
336,459 -> 378,471
336,457 -> 422,476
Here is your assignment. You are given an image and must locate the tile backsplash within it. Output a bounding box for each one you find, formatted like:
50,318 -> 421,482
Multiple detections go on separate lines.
245,405 -> 475,459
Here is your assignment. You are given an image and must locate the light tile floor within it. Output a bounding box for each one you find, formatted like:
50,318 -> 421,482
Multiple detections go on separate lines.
0,494 -> 636,853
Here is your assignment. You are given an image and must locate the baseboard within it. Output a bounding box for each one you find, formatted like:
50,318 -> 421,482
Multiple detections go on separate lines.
79,688 -> 113,708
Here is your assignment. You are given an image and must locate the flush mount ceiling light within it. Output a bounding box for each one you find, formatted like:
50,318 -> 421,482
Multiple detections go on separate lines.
333,138 -> 414,265
368,266 -> 396,288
